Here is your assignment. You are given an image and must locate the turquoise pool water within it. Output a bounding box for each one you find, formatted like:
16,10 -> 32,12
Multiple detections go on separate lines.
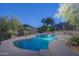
13,34 -> 56,51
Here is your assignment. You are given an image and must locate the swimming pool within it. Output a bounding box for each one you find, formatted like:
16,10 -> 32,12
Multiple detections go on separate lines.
13,34 -> 56,51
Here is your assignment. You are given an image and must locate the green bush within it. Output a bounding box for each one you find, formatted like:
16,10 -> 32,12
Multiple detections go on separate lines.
69,36 -> 79,46
7,30 -> 14,39
37,26 -> 54,33
18,29 -> 24,36
0,33 -> 5,41
23,30 -> 29,35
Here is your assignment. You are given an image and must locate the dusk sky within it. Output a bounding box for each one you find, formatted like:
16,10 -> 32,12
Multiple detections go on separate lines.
0,3 -> 62,27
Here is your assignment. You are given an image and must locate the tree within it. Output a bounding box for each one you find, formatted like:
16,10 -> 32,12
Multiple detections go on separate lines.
55,4 -> 79,30
45,17 -> 54,26
41,18 -> 46,26
0,16 -> 9,32
45,17 -> 55,31
10,17 -> 21,31
23,24 -> 30,27
40,17 -> 55,32
41,17 -> 55,26
0,16 -> 12,41
0,16 -> 22,41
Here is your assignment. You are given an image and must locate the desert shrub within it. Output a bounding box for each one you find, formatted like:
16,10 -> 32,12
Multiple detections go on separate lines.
37,26 -> 54,33
0,33 -> 5,41
17,29 -> 24,36
7,30 -> 14,39
1,30 -> 16,39
69,36 -> 79,46
23,30 -> 29,35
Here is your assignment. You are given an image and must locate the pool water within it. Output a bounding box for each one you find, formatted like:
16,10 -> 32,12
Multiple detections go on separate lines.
13,34 -> 56,51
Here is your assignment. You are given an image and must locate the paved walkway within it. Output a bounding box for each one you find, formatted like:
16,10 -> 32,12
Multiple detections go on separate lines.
49,35 -> 79,56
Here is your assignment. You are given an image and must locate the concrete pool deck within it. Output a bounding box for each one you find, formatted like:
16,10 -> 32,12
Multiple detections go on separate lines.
49,35 -> 79,56
0,34 -> 79,56
0,35 -> 40,56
